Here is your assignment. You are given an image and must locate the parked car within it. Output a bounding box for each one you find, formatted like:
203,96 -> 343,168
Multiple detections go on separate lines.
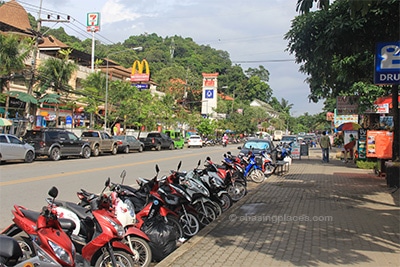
0,134 -> 35,163
23,128 -> 91,161
163,130 -> 185,149
113,135 -> 144,153
81,130 -> 118,156
187,134 -> 203,148
281,135 -> 298,143
238,138 -> 275,156
273,130 -> 283,141
139,132 -> 175,151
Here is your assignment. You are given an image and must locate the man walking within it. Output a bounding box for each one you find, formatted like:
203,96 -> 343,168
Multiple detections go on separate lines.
319,131 -> 332,163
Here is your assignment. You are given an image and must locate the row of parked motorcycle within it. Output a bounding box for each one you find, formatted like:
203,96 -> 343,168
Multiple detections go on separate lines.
0,149 -> 285,267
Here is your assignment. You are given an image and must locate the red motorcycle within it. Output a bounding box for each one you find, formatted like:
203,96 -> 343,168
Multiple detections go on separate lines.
66,178 -> 140,266
1,187 -> 76,267
110,166 -> 184,240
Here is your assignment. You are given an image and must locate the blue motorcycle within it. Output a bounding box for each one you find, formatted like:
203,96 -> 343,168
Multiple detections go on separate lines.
241,151 -> 266,183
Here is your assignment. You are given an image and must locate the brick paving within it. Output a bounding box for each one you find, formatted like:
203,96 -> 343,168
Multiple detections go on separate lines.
157,148 -> 400,267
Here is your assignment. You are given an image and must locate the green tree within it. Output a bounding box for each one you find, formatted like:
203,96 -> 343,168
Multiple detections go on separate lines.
286,0 -> 399,107
0,34 -> 32,118
196,118 -> 218,137
36,49 -> 78,126
79,71 -> 106,128
296,0 -> 330,14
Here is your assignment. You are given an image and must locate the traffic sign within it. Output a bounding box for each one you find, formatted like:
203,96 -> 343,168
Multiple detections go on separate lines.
205,89 -> 214,99
374,42 -> 400,85
132,84 -> 149,89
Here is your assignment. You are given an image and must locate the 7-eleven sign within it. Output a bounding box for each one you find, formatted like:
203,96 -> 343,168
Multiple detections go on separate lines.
87,12 -> 100,32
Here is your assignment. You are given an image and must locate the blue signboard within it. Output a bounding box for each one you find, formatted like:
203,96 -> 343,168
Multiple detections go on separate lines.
205,89 -> 214,99
374,42 -> 400,85
132,84 -> 149,89
66,115 -> 72,126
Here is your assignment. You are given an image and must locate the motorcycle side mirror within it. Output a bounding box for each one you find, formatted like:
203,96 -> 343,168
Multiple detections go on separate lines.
237,146 -> 242,149
197,160 -> 201,168
48,186 -> 58,199
155,164 -> 160,173
177,161 -> 182,171
206,156 -> 211,161
227,151 -> 232,155
120,170 -> 126,184
105,177 -> 110,187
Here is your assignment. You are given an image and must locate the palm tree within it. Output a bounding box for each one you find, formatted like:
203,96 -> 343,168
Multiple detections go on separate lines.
0,34 -> 31,118
80,71 -> 106,128
35,48 -> 78,126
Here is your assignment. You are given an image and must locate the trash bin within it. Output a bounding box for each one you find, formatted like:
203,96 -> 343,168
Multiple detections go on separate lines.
385,161 -> 400,188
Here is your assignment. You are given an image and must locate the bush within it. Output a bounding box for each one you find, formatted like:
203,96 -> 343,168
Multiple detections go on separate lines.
356,160 -> 377,169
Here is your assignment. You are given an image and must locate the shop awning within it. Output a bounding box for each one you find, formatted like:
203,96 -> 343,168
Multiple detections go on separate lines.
374,95 -> 400,108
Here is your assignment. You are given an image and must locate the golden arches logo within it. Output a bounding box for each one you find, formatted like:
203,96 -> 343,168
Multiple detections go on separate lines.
131,59 -> 150,82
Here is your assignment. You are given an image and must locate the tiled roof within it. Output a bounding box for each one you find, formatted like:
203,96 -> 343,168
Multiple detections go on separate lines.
39,35 -> 69,49
0,0 -> 32,33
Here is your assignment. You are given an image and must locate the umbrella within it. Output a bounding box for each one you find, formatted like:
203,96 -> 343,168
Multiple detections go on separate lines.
0,118 -> 12,126
337,122 -> 361,131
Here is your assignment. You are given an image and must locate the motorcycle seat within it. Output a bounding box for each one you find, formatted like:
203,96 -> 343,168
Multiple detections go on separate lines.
21,208 -> 40,222
0,235 -> 23,261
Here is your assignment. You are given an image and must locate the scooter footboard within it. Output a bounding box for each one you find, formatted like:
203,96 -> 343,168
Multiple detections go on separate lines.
111,240 -> 135,254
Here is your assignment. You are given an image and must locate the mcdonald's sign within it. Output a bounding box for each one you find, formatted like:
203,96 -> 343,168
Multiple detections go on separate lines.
131,59 -> 150,82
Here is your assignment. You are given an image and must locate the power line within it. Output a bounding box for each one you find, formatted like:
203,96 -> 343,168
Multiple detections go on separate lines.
232,59 -> 295,63
15,0 -> 117,45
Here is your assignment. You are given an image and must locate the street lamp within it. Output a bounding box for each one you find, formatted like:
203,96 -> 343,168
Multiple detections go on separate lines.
104,46 -> 143,131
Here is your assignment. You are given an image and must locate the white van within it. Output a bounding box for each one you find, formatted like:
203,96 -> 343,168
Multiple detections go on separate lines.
273,130 -> 283,141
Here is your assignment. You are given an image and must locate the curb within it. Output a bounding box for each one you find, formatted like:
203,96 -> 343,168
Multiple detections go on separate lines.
156,180 -> 262,267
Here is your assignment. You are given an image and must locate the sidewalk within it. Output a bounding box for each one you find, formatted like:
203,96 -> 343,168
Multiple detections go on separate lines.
157,148 -> 400,267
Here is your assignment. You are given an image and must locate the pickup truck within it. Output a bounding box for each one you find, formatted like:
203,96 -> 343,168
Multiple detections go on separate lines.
139,132 -> 175,151
81,130 -> 118,156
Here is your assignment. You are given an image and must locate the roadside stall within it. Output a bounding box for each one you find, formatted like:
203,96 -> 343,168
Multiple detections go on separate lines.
336,122 -> 361,161
366,130 -> 394,178
363,94 -> 399,187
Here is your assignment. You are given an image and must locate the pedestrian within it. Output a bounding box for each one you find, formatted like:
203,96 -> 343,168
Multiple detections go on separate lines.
319,131 -> 332,163
344,134 -> 356,163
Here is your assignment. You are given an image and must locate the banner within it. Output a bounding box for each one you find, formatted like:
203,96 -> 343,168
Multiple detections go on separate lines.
131,59 -> 150,82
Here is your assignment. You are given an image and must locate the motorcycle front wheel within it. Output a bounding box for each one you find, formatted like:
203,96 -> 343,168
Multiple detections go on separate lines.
166,214 -> 184,240
179,211 -> 200,238
227,182 -> 247,202
218,193 -> 233,212
249,169 -> 265,183
95,249 -> 136,267
194,202 -> 217,227
263,163 -> 275,176
124,236 -> 152,267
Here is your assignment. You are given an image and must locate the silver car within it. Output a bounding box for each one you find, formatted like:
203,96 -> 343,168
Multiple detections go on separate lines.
113,135 -> 144,153
0,134 -> 35,163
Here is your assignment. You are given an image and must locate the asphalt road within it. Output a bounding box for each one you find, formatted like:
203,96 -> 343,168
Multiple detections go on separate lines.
0,145 -> 235,230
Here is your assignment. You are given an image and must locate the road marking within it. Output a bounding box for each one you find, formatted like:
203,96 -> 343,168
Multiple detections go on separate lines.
0,149 -> 219,186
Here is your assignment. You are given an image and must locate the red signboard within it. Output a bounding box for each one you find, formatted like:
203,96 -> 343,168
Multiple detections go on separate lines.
366,130 -> 393,159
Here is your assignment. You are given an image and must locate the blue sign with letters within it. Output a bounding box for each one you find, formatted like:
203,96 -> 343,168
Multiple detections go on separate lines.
205,89 -> 214,99
132,84 -> 149,89
374,42 -> 400,85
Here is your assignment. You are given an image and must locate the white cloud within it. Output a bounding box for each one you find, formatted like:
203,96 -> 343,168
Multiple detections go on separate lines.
15,0 -> 324,115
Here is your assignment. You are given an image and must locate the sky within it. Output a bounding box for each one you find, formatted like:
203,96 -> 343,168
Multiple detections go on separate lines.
15,0 -> 325,116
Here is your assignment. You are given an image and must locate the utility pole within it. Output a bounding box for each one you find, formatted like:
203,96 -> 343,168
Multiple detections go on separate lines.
24,0 -> 70,123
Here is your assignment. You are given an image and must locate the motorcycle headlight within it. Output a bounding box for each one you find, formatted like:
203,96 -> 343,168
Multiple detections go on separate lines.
104,216 -> 125,238
48,240 -> 74,265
